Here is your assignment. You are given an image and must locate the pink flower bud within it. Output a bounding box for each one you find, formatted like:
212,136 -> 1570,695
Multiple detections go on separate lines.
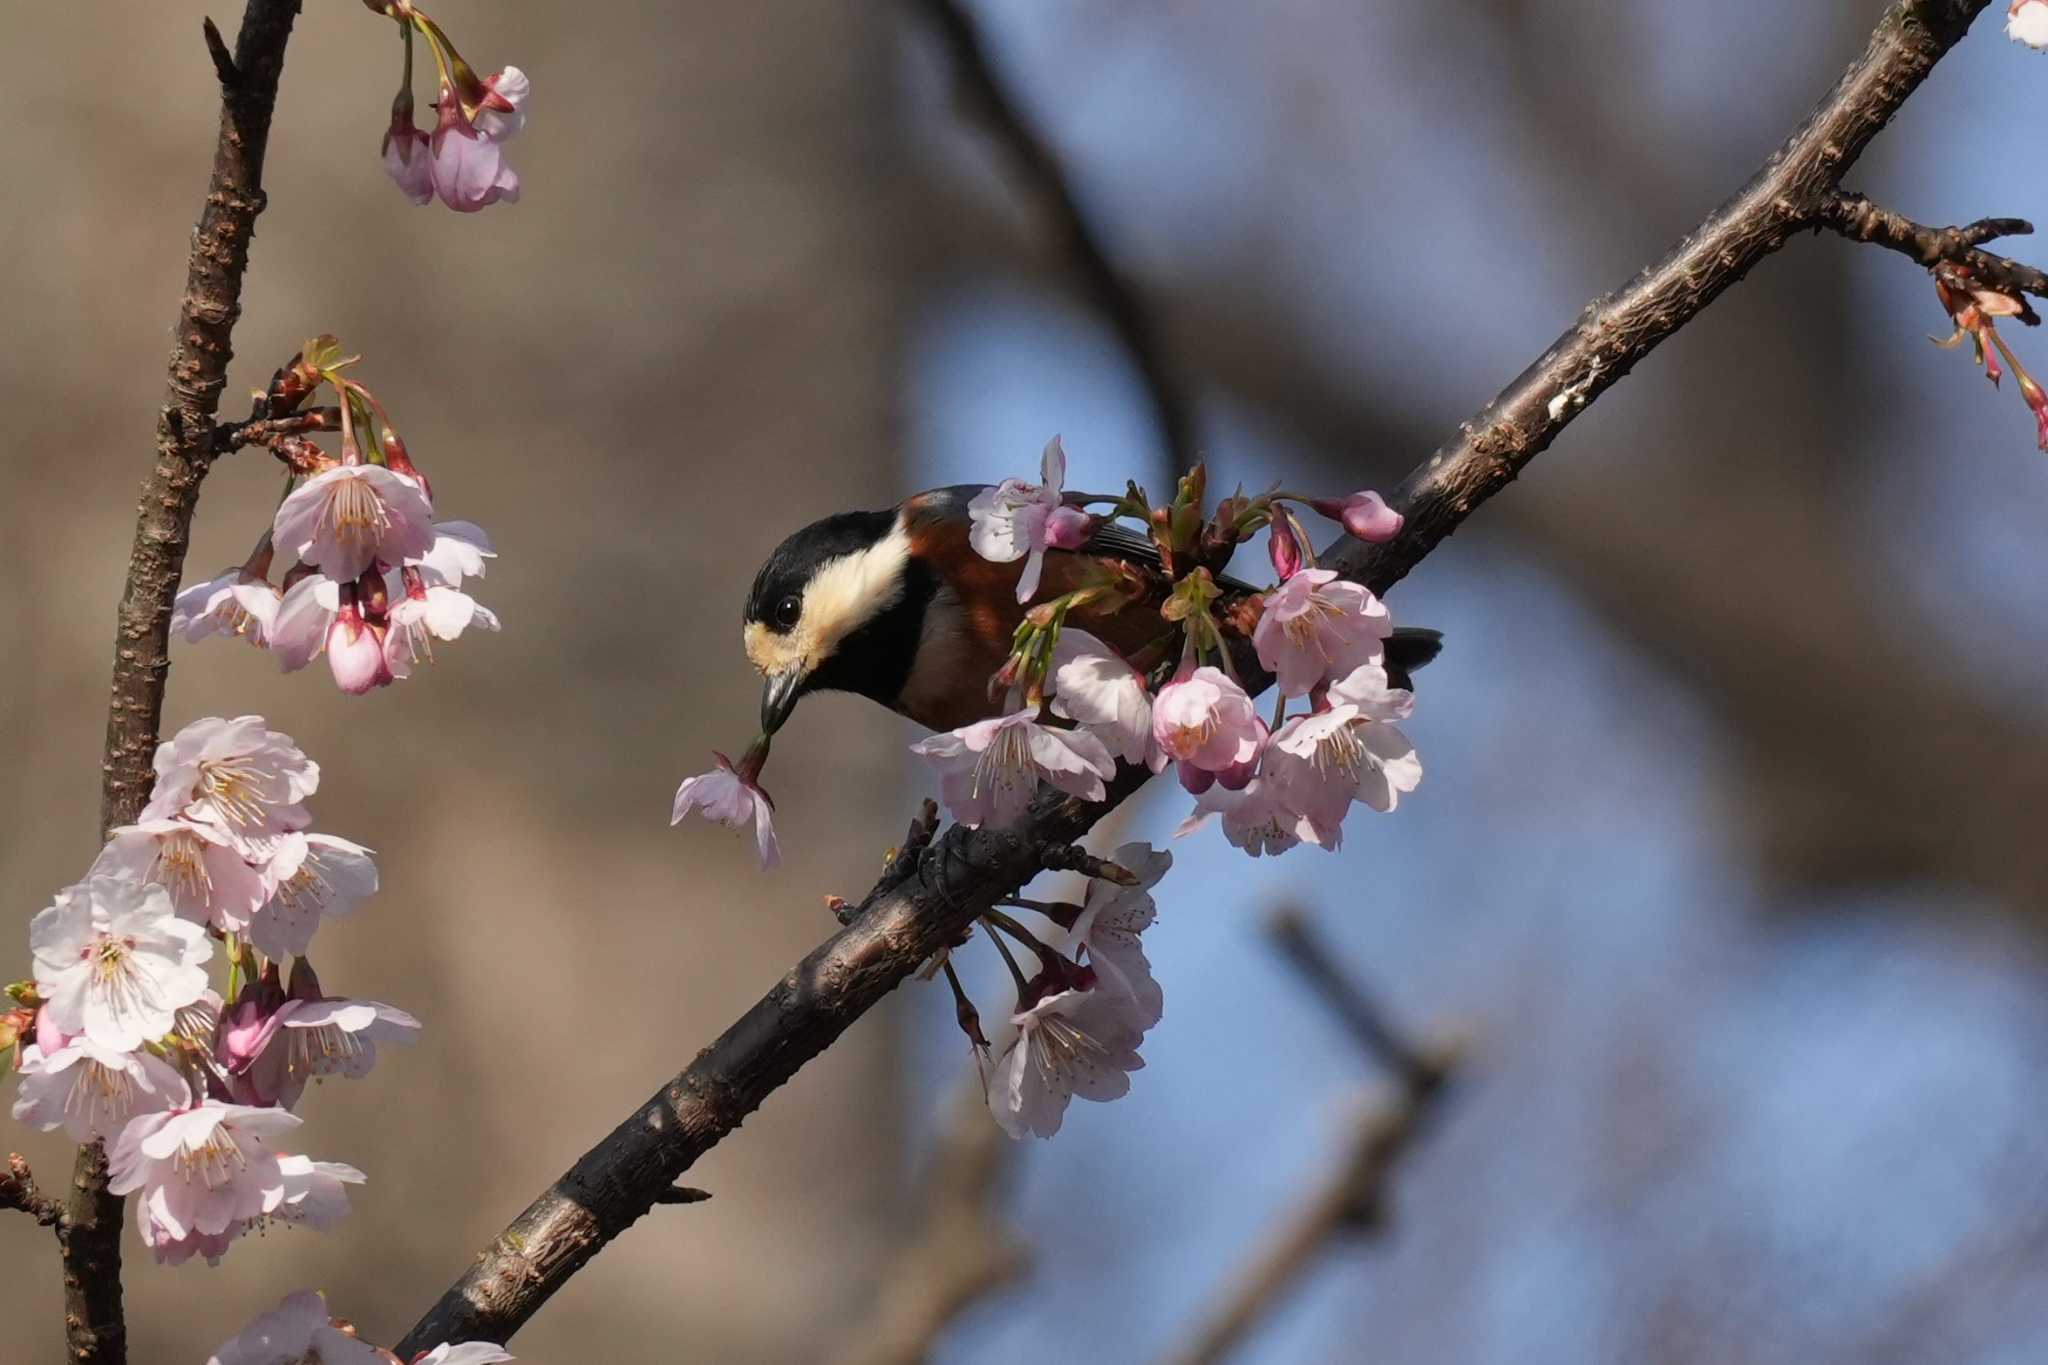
1336,491 -> 1404,543
1044,506 -> 1095,550
1268,517 -> 1304,581
326,603 -> 394,695
381,112 -> 433,207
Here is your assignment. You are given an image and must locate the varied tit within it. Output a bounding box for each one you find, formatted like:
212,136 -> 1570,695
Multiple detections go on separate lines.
744,485 -> 1443,737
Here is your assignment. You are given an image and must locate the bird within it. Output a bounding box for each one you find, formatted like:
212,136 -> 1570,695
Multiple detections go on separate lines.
744,485 -> 1442,738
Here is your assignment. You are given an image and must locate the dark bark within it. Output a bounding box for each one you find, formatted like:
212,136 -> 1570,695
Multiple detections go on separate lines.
398,1 -> 1996,1352
1,1155 -> 63,1228
68,4 -> 302,1362
1818,192 -> 2048,315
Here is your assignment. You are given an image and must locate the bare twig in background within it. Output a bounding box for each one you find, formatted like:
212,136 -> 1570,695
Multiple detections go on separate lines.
1,1155 -> 64,1229
831,1086 -> 1027,1365
1157,912 -> 1459,1365
1817,193 -> 2048,316
398,2 -> 1998,1352
909,0 -> 1199,475
60,3 -> 303,1361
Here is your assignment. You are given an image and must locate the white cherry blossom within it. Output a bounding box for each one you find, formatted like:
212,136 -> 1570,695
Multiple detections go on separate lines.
140,715 -> 318,857
910,709 -> 1115,829
109,1102 -> 300,1243
985,984 -> 1146,1139
172,569 -> 282,648
31,876 -> 211,1052
204,1290 -> 391,1365
91,817 -> 269,934
1049,629 -> 1153,766
11,1036 -> 191,1142
671,753 -> 780,870
272,464 -> 435,581
968,436 -> 1068,602
243,834 -> 380,961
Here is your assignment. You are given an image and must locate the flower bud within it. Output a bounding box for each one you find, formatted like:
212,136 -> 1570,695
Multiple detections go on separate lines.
1044,505 -> 1095,550
327,592 -> 395,695
1268,515 -> 1304,582
1313,490 -> 1404,543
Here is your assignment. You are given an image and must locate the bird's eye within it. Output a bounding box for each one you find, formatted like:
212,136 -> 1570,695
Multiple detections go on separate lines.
773,594 -> 802,629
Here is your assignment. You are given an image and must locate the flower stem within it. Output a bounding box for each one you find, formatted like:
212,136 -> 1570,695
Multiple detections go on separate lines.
981,919 -> 1030,992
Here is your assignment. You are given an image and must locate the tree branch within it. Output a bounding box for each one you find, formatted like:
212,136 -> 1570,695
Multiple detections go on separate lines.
1817,190 -> 2048,320
398,1 -> 1996,1352
829,1086 -> 1026,1365
1156,912 -> 1458,1365
908,0 -> 1199,474
2,1154 -> 64,1229
68,4 -> 301,1361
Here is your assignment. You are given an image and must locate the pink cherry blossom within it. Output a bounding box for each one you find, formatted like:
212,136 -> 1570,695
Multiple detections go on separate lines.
430,97 -> 520,212
11,1036 -> 191,1142
172,568 -> 282,647
244,833 -> 380,961
1264,697 -> 1422,850
31,876 -> 212,1052
1251,568 -> 1393,698
474,66 -> 530,141
227,977 -> 420,1111
671,753 -> 780,870
273,464 -> 436,582
985,983 -> 1146,1139
2012,0 -> 2048,48
92,817 -> 270,934
968,436 -> 1068,602
204,1290 -> 392,1365
381,114 -> 434,206
270,574 -> 341,673
1059,841 -> 1169,1028
1049,628 -> 1152,766
1176,776 -> 1303,857
141,715 -> 318,856
110,1102 -> 300,1242
910,710 -> 1116,829
1150,667 -> 1261,774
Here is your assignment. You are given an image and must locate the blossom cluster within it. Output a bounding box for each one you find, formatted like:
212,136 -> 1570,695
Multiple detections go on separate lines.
369,2 -> 527,212
978,841 -> 1171,1139
172,337 -> 500,694
5,717 -> 414,1265
922,438 -> 1421,858
1931,263 -> 2048,453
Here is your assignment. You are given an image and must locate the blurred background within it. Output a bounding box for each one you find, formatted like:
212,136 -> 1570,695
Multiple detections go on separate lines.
5,2 -> 2048,1361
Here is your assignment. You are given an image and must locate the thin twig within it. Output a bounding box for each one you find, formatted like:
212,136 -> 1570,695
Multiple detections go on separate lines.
1817,191 -> 2048,322
829,1086 -> 1026,1365
397,2 -> 1996,1353
1158,913 -> 1460,1365
71,4 -> 302,1362
909,0 -> 1199,474
2,1155 -> 64,1229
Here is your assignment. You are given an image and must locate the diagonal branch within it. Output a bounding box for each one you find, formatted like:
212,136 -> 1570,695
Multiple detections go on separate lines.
1817,191 -> 2048,320
908,0 -> 1199,474
1158,911 -> 1457,1365
397,1 -> 1998,1353
66,4 -> 302,1362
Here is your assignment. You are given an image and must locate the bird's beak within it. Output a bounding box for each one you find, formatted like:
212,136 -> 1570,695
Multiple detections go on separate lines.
761,669 -> 803,736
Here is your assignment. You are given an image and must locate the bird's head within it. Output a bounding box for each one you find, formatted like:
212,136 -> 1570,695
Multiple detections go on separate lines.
743,507 -> 928,735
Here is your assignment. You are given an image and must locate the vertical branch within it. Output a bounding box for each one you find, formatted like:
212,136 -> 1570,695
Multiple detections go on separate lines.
909,0 -> 1199,474
68,4 -> 302,1361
